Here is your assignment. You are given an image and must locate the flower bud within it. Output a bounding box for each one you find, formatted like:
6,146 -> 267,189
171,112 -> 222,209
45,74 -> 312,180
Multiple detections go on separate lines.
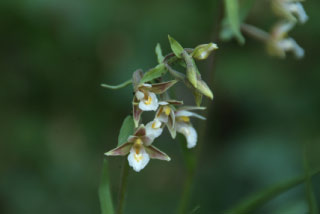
182,51 -> 199,88
196,80 -> 214,100
192,43 -> 218,60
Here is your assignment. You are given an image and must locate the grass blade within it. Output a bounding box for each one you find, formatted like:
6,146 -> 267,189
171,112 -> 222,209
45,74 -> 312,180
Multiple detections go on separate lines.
225,168 -> 320,214
99,158 -> 114,214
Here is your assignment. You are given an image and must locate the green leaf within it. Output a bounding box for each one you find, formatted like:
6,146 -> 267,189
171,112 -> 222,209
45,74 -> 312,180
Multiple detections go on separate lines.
155,43 -> 164,63
118,115 -> 135,146
304,147 -> 319,214
140,64 -> 167,83
168,35 -> 184,58
225,168 -> 320,214
223,0 -> 245,44
99,158 -> 114,214
101,79 -> 132,90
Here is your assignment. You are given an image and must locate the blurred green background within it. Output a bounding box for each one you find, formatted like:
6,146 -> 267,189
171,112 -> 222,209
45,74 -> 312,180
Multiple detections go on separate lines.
1,0 -> 320,213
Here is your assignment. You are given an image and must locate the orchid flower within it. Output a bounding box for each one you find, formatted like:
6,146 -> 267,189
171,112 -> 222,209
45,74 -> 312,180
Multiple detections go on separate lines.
267,21 -> 304,59
272,0 -> 308,24
174,106 -> 206,148
132,70 -> 177,127
146,100 -> 183,140
105,125 -> 170,172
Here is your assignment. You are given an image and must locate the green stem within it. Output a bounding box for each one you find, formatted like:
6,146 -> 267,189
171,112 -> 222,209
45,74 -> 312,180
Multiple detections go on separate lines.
177,136 -> 197,214
116,159 -> 130,214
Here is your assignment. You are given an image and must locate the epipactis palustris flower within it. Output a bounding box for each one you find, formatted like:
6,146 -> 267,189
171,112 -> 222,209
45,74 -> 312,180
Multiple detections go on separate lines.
132,70 -> 177,127
267,21 -> 304,59
272,0 -> 308,24
146,100 -> 183,140
105,125 -> 170,172
174,106 -> 206,148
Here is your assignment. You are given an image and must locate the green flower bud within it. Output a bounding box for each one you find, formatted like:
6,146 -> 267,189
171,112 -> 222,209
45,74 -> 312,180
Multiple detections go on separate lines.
196,80 -> 214,100
192,43 -> 218,60
182,51 -> 199,88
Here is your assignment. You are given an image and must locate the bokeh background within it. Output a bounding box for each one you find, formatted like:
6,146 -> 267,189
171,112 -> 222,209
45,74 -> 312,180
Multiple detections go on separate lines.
1,0 -> 320,213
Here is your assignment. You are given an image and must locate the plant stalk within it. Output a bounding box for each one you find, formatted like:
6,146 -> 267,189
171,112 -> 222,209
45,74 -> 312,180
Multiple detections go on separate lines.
116,159 -> 129,214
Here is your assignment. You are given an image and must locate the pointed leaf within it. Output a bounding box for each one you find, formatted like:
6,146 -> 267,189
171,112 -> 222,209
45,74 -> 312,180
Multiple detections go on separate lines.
168,35 -> 184,58
140,64 -> 167,83
155,43 -> 164,63
149,80 -> 178,94
118,115 -> 135,146
145,145 -> 171,161
99,158 -> 115,214
224,0 -> 245,44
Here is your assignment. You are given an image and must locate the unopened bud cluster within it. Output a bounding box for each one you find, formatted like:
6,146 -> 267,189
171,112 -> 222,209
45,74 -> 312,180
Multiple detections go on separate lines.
104,36 -> 218,172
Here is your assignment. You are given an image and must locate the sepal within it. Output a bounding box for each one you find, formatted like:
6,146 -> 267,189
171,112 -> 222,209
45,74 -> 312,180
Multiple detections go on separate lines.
148,80 -> 178,94
105,142 -> 132,156
145,145 -> 171,161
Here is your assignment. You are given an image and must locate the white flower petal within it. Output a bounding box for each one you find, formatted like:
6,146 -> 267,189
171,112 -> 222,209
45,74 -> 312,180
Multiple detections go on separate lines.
176,122 -> 197,148
274,22 -> 295,39
289,2 -> 308,24
146,119 -> 163,140
158,101 -> 169,105
158,113 -> 169,123
139,92 -> 159,111
135,91 -> 145,100
142,83 -> 152,88
278,38 -> 304,58
127,147 -> 150,172
175,110 -> 206,120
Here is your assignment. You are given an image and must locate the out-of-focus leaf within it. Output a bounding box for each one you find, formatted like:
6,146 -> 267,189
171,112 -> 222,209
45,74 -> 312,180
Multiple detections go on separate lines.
168,35 -> 184,58
99,158 -> 114,214
225,168 -> 320,214
221,0 -> 256,42
304,147 -> 319,214
224,0 -> 245,44
118,115 -> 135,146
155,43 -> 164,63
140,64 -> 167,83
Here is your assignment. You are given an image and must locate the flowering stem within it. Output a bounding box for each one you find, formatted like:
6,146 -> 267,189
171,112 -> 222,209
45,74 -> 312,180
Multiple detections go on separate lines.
116,159 -> 129,214
177,137 -> 196,214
